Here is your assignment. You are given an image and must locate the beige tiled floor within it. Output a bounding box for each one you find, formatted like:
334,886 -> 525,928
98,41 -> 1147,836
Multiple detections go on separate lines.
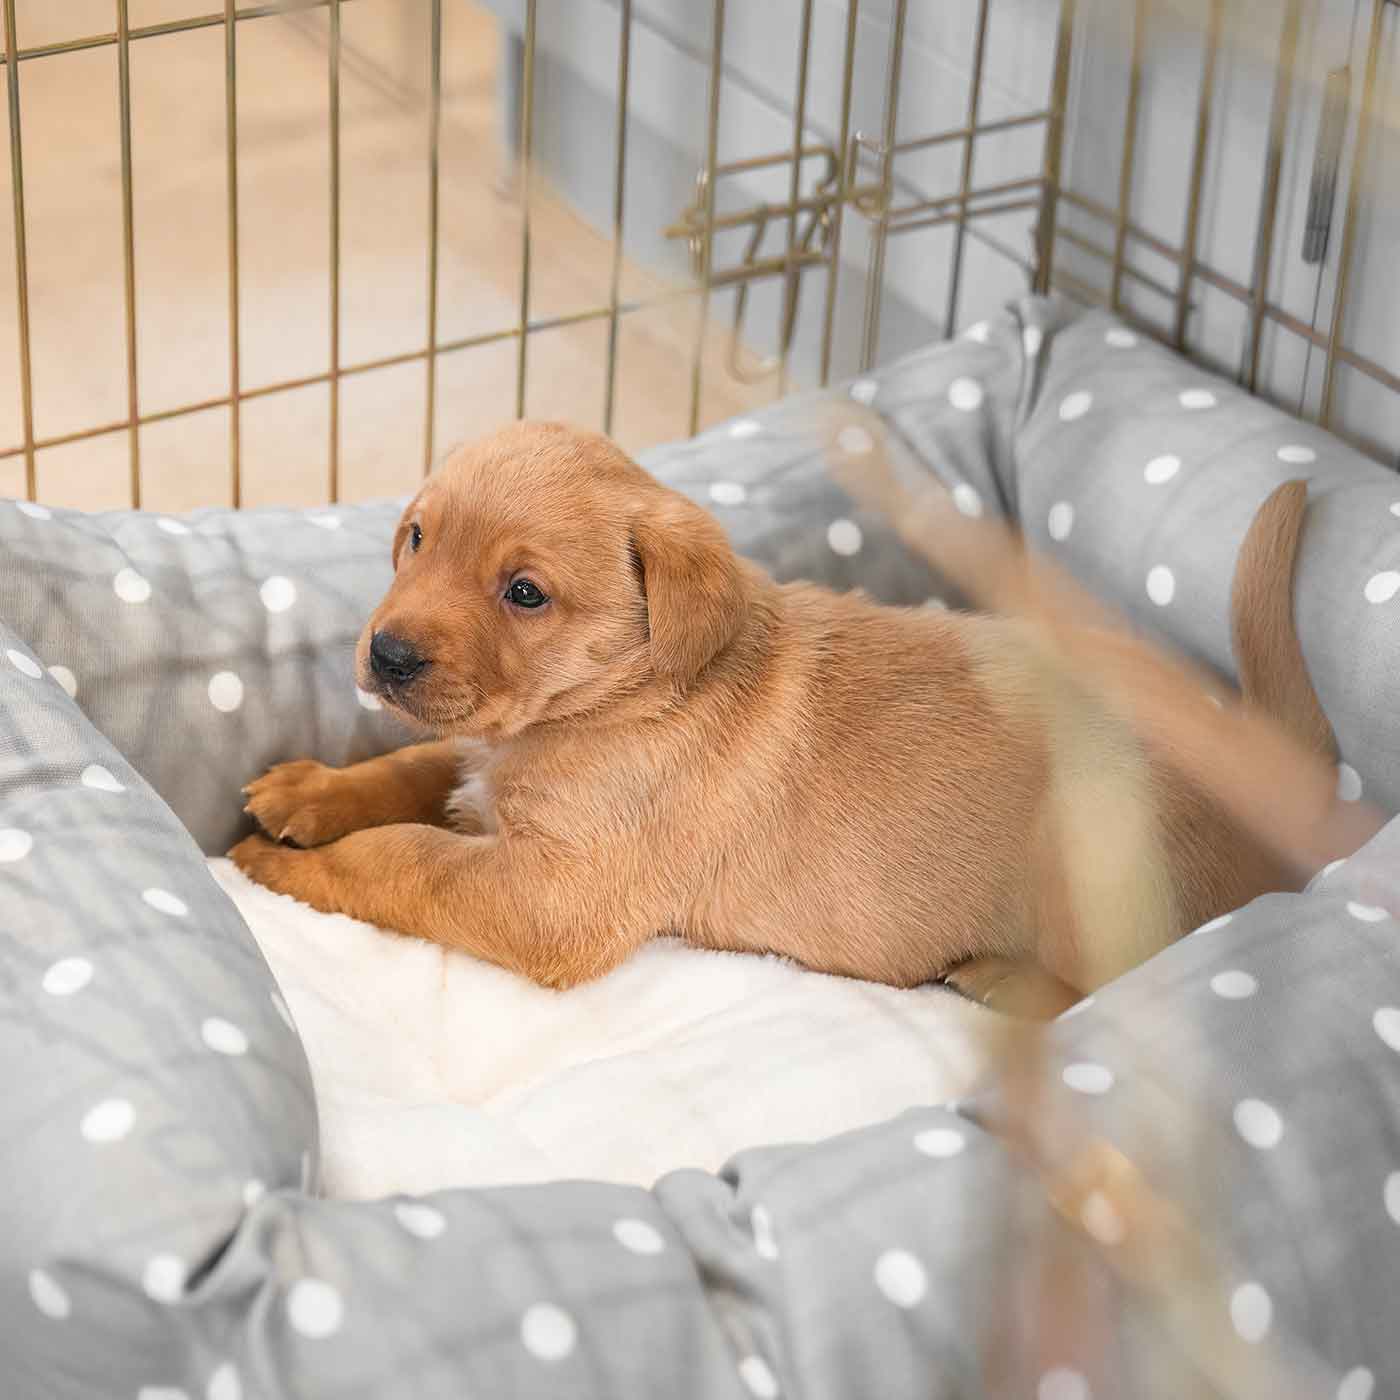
0,0 -> 769,511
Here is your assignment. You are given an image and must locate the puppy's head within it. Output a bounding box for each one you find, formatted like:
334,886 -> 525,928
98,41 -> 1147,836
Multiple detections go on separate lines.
358,421 -> 749,739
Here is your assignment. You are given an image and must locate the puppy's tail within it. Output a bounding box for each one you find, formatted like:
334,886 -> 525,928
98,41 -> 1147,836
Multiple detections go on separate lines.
1230,480 -> 1338,761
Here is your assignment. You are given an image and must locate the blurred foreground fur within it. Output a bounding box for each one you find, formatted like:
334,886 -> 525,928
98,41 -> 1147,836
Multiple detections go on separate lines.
823,401 -> 1383,1011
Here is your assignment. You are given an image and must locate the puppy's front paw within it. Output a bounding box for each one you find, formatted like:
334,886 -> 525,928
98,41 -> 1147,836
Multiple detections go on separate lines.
229,833 -> 333,912
243,759 -> 357,848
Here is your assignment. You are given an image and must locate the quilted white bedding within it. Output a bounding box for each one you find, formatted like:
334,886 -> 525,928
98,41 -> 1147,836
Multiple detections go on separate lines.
209,857 -> 996,1199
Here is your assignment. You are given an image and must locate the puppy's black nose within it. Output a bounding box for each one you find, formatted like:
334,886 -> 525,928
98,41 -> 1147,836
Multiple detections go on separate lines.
369,630 -> 426,685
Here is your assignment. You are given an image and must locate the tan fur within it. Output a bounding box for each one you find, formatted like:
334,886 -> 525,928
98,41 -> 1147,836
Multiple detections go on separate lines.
1231,478 -> 1339,761
230,420 -> 1378,1011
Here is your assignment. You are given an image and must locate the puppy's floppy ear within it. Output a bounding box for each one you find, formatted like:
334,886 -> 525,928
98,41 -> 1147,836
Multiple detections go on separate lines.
631,493 -> 748,683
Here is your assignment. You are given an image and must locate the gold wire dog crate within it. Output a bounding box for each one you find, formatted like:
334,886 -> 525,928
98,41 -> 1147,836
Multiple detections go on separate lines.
0,0 -> 1396,512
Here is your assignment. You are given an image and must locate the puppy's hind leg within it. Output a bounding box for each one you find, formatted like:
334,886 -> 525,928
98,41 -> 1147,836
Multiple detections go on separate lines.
943,957 -> 1082,1020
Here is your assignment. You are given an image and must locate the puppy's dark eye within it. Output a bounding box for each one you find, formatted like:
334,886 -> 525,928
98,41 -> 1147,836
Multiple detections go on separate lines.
409,523 -> 423,552
507,578 -> 548,609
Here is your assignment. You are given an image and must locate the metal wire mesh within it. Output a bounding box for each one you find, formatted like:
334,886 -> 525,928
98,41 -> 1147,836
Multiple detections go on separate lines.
1,0 -> 1396,505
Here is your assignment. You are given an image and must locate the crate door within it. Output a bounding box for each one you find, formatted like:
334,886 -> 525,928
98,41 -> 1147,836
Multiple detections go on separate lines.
1296,0 -> 1400,464
1056,0 -> 1362,409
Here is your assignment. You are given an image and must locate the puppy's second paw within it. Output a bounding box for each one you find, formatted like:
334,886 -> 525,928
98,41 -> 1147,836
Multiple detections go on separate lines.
229,833 -> 335,913
243,759 -> 358,848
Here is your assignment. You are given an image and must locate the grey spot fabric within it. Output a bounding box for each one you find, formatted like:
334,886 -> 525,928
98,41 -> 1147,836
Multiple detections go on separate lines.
1010,298 -> 1397,811
833,295 -> 1400,810
3,297 -> 1400,1397
0,500 -> 409,855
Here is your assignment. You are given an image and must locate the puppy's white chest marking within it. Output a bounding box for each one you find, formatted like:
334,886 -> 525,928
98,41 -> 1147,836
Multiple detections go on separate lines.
447,771 -> 497,835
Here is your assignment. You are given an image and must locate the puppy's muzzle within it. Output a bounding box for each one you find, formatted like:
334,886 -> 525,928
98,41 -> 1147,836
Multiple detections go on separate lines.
369,630 -> 428,687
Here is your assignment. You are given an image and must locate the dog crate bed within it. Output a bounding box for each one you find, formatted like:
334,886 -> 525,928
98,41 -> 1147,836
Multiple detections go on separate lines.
3,296 -> 1400,1397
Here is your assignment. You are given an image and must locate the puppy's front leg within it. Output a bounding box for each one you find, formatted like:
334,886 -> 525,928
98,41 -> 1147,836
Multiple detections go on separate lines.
229,825 -> 643,989
242,740 -> 473,848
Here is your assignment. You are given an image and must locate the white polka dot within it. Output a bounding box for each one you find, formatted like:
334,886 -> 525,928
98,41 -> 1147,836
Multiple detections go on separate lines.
142,887 -> 188,917
1105,328 -> 1138,348
520,1302 -> 576,1361
729,419 -> 761,439
48,664 -> 77,697
739,1355 -> 779,1398
1390,502 -> 1400,519
270,989 -> 296,1031
1038,1367 -> 1091,1400
17,500 -> 52,519
113,567 -> 152,603
259,576 -> 296,613
1080,1190 -> 1125,1245
207,1362 -> 241,1400
138,1388 -> 190,1400
7,647 -> 42,678
142,1254 -> 186,1303
1197,913 -> 1233,934
1062,1062 -> 1114,1095
1347,901 -> 1389,923
1234,1098 -> 1283,1150
1022,326 -> 1044,358
1385,1172 -> 1400,1226
826,518 -> 863,557
952,483 -> 983,518
1375,1007 -> 1400,1052
1230,1281 -> 1272,1343
201,1018 -> 249,1056
612,1217 -> 664,1254
751,1204 -> 779,1260
1211,970 -> 1257,999
964,321 -> 990,343
395,1202 -> 447,1239
0,827 -> 34,861
948,377 -> 985,412
1180,388 -> 1217,410
1337,763 -> 1363,802
1338,1367 -> 1376,1400
29,1267 -> 70,1319
1047,501 -> 1074,541
1058,995 -> 1095,1019
873,1249 -> 927,1308
914,1127 -> 966,1158
242,1179 -> 266,1207
355,686 -> 382,711
836,424 -> 874,456
308,513 -> 342,530
208,671 -> 244,713
1364,572 -> 1400,604
155,517 -> 190,535
848,378 -> 877,405
43,957 -> 94,996
923,596 -> 948,610
1059,391 -> 1092,421
1143,454 -> 1181,485
81,1097 -> 134,1143
81,764 -> 125,793
1276,444 -> 1317,465
1146,565 -> 1176,606
709,480 -> 747,506
287,1278 -> 344,1339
